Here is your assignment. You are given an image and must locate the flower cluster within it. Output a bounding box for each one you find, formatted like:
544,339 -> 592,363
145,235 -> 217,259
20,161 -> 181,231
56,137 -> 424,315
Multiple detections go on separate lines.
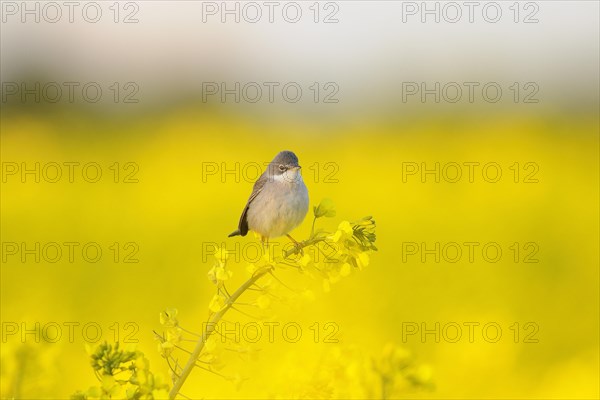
372,343 -> 434,397
207,247 -> 232,287
72,342 -> 169,400
279,343 -> 432,399
155,307 -> 238,389
156,308 -> 182,360
325,217 -> 375,285
286,200 -> 377,292
157,198 -> 378,399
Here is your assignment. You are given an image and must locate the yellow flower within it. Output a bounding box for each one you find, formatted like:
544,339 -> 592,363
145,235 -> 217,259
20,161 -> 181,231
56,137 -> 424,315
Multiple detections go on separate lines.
101,375 -> 121,396
260,276 -> 274,289
159,308 -> 178,327
298,253 -> 312,268
152,388 -> 170,399
260,251 -> 276,266
216,265 -> 233,281
235,344 -> 260,362
126,385 -> 138,399
209,294 -> 226,313
328,271 -> 342,284
256,294 -> 271,309
246,262 -> 257,274
85,343 -> 95,356
158,341 -> 174,358
338,221 -> 353,234
136,354 -> 149,371
204,335 -> 218,353
356,252 -> 370,269
86,386 -> 102,398
314,198 -> 336,218
166,327 -> 182,344
331,220 -> 353,242
214,245 -> 229,262
211,355 -> 226,371
209,264 -> 233,285
227,373 -> 245,390
413,364 -> 433,384
207,265 -> 218,284
340,262 -> 352,277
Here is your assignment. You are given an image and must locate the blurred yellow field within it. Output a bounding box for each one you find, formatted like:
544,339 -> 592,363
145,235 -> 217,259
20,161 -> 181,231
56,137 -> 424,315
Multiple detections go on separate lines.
1,105 -> 598,398
1,1 -> 599,398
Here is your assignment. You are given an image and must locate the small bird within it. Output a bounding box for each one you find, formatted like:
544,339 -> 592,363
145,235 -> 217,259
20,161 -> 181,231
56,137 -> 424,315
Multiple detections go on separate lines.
228,151 -> 309,242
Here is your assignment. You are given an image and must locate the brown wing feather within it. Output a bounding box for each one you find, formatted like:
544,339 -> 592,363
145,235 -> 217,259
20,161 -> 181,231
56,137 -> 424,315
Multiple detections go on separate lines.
229,172 -> 268,237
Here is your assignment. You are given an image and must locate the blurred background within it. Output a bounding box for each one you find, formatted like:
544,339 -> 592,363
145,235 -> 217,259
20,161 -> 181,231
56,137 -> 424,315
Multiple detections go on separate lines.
1,1 -> 599,398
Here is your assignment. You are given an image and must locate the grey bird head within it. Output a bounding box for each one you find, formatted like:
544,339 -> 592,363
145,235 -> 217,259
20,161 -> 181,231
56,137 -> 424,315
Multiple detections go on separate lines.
266,150 -> 301,179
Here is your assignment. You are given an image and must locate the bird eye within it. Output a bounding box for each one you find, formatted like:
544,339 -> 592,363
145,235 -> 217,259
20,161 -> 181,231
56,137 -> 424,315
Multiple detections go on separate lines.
279,165 -> 286,172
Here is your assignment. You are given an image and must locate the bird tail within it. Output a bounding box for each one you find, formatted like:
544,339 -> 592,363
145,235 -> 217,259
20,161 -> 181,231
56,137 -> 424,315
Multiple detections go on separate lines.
228,230 -> 241,237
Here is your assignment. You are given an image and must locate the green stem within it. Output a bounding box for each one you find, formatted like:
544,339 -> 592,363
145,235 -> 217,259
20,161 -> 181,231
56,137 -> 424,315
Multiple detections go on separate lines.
310,216 -> 317,238
168,266 -> 272,399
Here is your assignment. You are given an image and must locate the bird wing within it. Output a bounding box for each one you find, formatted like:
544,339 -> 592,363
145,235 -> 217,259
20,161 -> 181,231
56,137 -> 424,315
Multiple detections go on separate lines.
236,172 -> 268,236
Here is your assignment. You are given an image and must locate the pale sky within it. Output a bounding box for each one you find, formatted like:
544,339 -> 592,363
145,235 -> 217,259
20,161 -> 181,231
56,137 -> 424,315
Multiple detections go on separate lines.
1,1 -> 598,111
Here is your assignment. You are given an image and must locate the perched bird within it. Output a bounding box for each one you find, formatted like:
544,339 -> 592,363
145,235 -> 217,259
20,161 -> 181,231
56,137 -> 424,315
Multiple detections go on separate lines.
228,151 -> 309,242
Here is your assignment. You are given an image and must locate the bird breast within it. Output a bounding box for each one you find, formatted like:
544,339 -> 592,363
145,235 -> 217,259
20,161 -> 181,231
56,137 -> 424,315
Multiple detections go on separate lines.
246,177 -> 309,239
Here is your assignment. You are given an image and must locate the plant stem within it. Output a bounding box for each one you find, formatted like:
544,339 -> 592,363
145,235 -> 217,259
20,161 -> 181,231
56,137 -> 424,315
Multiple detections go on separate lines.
283,236 -> 326,258
168,266 -> 272,399
170,234 -> 329,398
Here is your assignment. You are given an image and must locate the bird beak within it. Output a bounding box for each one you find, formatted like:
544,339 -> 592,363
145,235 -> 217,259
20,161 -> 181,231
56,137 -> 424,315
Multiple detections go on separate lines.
296,165 -> 302,170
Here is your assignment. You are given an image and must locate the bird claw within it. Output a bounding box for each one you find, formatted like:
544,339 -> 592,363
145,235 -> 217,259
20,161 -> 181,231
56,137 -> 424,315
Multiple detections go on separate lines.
294,242 -> 304,256
286,234 -> 304,255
